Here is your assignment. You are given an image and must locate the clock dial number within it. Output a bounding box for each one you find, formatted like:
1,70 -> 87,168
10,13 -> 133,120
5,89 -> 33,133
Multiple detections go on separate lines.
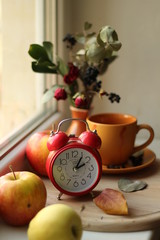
66,152 -> 69,159
85,156 -> 91,163
87,172 -> 91,179
60,158 -> 67,165
73,180 -> 79,188
81,178 -> 86,185
60,173 -> 65,181
88,164 -> 94,171
57,166 -> 62,172
72,150 -> 78,158
53,147 -> 99,193
67,178 -> 71,185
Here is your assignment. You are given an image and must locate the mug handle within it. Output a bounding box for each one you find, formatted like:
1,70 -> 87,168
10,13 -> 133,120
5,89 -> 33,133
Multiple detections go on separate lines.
133,124 -> 154,153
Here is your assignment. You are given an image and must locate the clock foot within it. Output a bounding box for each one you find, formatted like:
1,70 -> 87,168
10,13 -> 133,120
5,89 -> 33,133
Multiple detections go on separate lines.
90,191 -> 95,198
57,192 -> 63,200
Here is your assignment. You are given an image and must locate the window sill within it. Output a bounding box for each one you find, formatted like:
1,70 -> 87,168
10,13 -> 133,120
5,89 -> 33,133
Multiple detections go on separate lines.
0,111 -> 62,176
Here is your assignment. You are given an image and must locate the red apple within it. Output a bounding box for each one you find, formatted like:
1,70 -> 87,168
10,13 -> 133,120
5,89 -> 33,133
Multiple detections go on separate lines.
0,171 -> 47,226
26,131 -> 50,176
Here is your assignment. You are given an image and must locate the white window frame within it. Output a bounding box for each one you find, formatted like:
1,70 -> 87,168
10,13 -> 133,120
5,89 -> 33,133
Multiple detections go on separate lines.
0,0 -> 64,161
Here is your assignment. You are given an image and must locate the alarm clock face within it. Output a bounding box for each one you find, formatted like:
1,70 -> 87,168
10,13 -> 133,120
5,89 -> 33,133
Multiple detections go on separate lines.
51,145 -> 101,195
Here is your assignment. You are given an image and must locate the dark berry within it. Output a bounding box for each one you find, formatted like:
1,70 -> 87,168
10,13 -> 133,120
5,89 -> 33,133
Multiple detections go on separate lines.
63,34 -> 77,48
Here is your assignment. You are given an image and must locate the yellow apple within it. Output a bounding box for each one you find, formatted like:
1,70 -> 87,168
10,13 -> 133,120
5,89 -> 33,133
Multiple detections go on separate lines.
27,204 -> 83,240
0,171 -> 47,226
26,131 -> 50,176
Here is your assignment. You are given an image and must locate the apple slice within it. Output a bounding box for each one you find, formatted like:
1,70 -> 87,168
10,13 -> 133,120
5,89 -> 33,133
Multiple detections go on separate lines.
93,188 -> 128,215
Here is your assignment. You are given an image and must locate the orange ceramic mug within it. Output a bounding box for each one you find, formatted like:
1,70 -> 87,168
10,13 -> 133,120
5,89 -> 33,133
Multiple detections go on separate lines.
87,113 -> 154,166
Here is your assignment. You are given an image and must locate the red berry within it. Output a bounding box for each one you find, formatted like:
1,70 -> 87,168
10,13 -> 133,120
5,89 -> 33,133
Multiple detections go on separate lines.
47,131 -> 69,151
54,88 -> 67,100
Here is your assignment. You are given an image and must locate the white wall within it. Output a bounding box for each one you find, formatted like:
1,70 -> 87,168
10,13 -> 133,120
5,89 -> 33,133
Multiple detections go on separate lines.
61,0 -> 160,139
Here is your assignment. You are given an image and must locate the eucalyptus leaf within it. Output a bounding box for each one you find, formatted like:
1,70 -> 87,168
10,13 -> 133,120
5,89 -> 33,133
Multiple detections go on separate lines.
98,55 -> 118,74
99,26 -> 122,51
28,44 -> 49,61
57,57 -> 69,76
99,26 -> 113,43
118,178 -> 147,193
108,28 -> 119,42
109,41 -> 122,51
42,85 -> 59,103
43,41 -> 53,62
97,33 -> 106,47
104,45 -> 113,58
86,43 -> 105,63
86,32 -> 96,38
85,36 -> 97,48
75,34 -> 85,44
76,49 -> 85,56
84,21 -> 92,31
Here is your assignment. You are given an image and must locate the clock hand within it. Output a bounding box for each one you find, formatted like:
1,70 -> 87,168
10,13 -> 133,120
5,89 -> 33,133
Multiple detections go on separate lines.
74,156 -> 84,171
75,156 -> 83,169
76,163 -> 85,169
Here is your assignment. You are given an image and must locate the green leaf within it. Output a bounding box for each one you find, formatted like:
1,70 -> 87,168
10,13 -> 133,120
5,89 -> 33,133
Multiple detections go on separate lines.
68,81 -> 79,96
99,26 -> 110,43
28,44 -> 49,61
104,45 -> 113,58
118,178 -> 147,193
84,21 -> 92,31
109,41 -> 122,51
98,55 -> 118,74
86,36 -> 97,47
86,43 -> 106,63
99,26 -> 122,51
75,33 -> 85,44
99,26 -> 114,43
43,41 -> 53,61
76,49 -> 85,56
32,61 -> 58,74
42,85 -> 59,103
57,57 -> 69,76
97,33 -> 106,47
86,32 -> 96,38
108,28 -> 118,42
72,92 -> 81,99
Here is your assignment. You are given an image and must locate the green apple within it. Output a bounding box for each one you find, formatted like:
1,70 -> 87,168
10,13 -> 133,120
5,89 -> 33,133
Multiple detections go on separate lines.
0,171 -> 47,226
26,131 -> 50,176
27,204 -> 83,240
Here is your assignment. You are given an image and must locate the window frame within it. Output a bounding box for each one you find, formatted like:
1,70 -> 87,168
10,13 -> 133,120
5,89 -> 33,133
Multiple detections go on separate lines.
0,0 -> 61,160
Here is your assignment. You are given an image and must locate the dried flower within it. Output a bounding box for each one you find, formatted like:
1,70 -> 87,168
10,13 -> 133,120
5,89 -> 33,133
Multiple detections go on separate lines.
28,22 -> 122,109
54,88 -> 67,100
64,63 -> 79,84
75,95 -> 87,108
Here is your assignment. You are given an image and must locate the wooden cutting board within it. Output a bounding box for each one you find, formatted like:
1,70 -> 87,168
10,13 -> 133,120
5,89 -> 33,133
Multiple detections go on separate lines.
44,149 -> 160,232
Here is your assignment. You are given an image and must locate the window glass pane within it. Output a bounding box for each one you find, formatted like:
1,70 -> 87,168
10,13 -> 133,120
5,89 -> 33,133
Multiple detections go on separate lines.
0,0 -> 57,154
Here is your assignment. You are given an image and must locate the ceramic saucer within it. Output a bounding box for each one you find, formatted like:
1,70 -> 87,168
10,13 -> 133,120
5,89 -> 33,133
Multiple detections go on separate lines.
102,148 -> 156,174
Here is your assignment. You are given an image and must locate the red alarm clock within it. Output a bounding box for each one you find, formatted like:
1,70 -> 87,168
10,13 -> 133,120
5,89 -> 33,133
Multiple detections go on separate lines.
46,118 -> 102,199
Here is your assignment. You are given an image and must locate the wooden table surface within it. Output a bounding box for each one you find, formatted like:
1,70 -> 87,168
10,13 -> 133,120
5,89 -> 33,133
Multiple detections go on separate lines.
44,148 -> 160,233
